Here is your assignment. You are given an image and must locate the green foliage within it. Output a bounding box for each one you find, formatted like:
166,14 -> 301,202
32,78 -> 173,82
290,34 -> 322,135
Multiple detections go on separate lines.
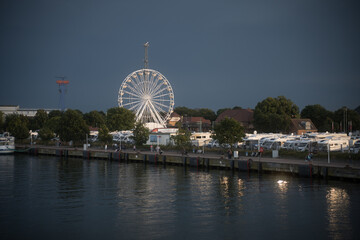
174,107 -> 216,121
98,124 -> 113,144
131,122 -> 150,146
84,110 -> 106,127
0,111 -> 4,132
106,107 -> 135,131
333,107 -> 360,132
301,104 -> 333,132
171,126 -> 192,149
38,127 -> 54,142
254,96 -> 299,133
216,108 -> 231,117
212,117 -> 245,149
33,109 -> 48,130
48,110 -> 62,119
45,116 -> 61,135
5,114 -> 30,139
58,109 -> 89,143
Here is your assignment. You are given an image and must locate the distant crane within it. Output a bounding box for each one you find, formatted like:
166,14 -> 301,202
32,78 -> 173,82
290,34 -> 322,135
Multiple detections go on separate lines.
56,76 -> 69,111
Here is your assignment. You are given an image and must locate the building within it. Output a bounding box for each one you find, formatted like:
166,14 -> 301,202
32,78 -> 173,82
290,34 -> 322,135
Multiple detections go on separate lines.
289,119 -> 317,135
167,112 -> 181,127
0,105 -> 58,117
146,128 -> 178,146
215,109 -> 254,132
181,116 -> 212,132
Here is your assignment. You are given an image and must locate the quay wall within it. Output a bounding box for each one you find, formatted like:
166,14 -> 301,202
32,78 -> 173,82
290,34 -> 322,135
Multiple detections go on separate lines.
18,146 -> 360,181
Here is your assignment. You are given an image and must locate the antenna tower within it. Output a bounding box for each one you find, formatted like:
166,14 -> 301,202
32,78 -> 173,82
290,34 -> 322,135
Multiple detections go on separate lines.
144,42 -> 149,69
56,76 -> 69,111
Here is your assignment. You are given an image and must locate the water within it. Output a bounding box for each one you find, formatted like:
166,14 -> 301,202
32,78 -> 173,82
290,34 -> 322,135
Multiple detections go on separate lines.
0,154 -> 359,240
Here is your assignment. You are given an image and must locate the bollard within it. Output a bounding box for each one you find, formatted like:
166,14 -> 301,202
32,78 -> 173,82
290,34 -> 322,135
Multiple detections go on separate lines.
183,157 -> 187,167
230,160 -> 234,170
162,155 -> 166,165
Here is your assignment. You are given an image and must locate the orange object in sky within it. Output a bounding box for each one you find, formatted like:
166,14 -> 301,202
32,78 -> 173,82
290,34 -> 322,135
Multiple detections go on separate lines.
56,80 -> 69,84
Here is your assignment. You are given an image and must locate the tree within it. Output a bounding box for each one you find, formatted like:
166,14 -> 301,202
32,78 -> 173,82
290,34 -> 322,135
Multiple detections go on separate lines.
197,108 -> 217,122
174,106 -> 216,121
5,114 -> 30,139
212,117 -> 245,150
58,109 -> 89,143
216,108 -> 231,117
131,122 -> 150,146
48,110 -> 62,119
38,127 -> 55,142
0,111 -> 4,132
253,96 -> 299,133
98,124 -> 113,145
106,107 -> 135,131
171,124 -> 192,150
45,116 -> 61,135
174,106 -> 196,117
33,109 -> 48,130
355,105 -> 360,115
301,104 -> 333,132
84,110 -> 106,127
333,107 -> 360,132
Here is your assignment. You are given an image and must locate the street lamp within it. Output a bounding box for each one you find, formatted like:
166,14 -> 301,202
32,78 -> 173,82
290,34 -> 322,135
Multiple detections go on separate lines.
328,142 -> 330,164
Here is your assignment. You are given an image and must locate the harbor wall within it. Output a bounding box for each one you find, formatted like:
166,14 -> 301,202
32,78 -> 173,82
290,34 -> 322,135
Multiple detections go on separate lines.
19,146 -> 360,180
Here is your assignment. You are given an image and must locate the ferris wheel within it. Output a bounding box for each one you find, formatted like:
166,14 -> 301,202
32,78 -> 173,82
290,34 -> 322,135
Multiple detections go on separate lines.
118,68 -> 175,126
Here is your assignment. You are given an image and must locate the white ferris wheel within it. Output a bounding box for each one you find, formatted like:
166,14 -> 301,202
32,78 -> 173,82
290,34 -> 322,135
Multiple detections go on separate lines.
118,43 -> 175,127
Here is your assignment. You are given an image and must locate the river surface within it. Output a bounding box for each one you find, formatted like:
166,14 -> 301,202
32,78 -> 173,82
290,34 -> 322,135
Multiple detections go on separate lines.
0,154 -> 359,240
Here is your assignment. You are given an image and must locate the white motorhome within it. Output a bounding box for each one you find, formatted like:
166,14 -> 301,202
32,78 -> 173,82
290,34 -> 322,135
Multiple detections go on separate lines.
317,138 -> 349,152
191,132 -> 212,147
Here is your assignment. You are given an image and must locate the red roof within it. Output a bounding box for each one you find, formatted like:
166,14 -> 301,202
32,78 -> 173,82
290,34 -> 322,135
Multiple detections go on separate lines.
216,109 -> 254,123
182,116 -> 211,124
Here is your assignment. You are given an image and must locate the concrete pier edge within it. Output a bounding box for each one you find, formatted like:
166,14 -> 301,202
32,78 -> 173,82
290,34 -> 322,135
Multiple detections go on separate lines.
15,145 -> 360,181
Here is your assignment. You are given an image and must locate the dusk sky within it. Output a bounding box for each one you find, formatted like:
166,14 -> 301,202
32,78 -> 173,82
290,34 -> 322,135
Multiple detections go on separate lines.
1,0 -> 359,113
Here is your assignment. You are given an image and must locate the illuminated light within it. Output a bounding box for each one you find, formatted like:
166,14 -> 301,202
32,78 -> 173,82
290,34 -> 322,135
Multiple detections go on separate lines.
277,180 -> 287,184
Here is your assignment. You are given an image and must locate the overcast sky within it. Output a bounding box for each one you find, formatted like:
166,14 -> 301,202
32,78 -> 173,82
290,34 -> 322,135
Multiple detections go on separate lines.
1,0 -> 359,113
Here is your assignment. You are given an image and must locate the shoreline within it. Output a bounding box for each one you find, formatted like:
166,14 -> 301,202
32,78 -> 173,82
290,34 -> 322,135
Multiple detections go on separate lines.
14,144 -> 360,181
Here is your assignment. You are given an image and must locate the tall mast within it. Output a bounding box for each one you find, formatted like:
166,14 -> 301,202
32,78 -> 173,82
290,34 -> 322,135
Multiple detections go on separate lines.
144,42 -> 149,69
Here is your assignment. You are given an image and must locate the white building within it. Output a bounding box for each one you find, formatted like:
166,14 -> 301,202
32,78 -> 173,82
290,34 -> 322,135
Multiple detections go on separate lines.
0,105 -> 58,117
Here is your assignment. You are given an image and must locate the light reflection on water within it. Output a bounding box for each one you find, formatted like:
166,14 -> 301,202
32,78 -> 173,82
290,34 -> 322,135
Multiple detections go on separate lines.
0,155 -> 359,240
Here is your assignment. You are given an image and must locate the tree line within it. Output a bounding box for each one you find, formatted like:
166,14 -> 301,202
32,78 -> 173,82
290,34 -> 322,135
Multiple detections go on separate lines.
0,107 -> 149,146
1,96 -> 359,147
174,97 -> 360,133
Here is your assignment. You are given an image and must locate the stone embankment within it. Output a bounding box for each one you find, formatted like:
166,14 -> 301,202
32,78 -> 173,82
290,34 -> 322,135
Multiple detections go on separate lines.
15,145 -> 360,181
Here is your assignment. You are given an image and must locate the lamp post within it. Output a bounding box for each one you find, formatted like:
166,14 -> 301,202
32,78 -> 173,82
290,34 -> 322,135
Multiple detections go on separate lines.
328,142 -> 330,164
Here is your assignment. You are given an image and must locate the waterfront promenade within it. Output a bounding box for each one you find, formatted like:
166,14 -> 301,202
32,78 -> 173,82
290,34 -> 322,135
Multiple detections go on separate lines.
15,144 -> 360,180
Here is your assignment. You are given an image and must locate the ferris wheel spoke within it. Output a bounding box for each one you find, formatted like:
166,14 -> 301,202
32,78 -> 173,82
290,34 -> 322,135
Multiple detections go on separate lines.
136,101 -> 148,122
128,101 -> 143,111
148,100 -> 164,124
152,100 -> 170,110
153,88 -> 170,98
122,90 -> 142,99
122,99 -> 142,107
151,102 -> 166,116
152,86 -> 169,97
148,73 -> 159,95
149,76 -> 162,95
131,75 -> 144,95
147,74 -> 156,93
126,84 -> 143,97
152,91 -> 170,99
149,83 -> 164,97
